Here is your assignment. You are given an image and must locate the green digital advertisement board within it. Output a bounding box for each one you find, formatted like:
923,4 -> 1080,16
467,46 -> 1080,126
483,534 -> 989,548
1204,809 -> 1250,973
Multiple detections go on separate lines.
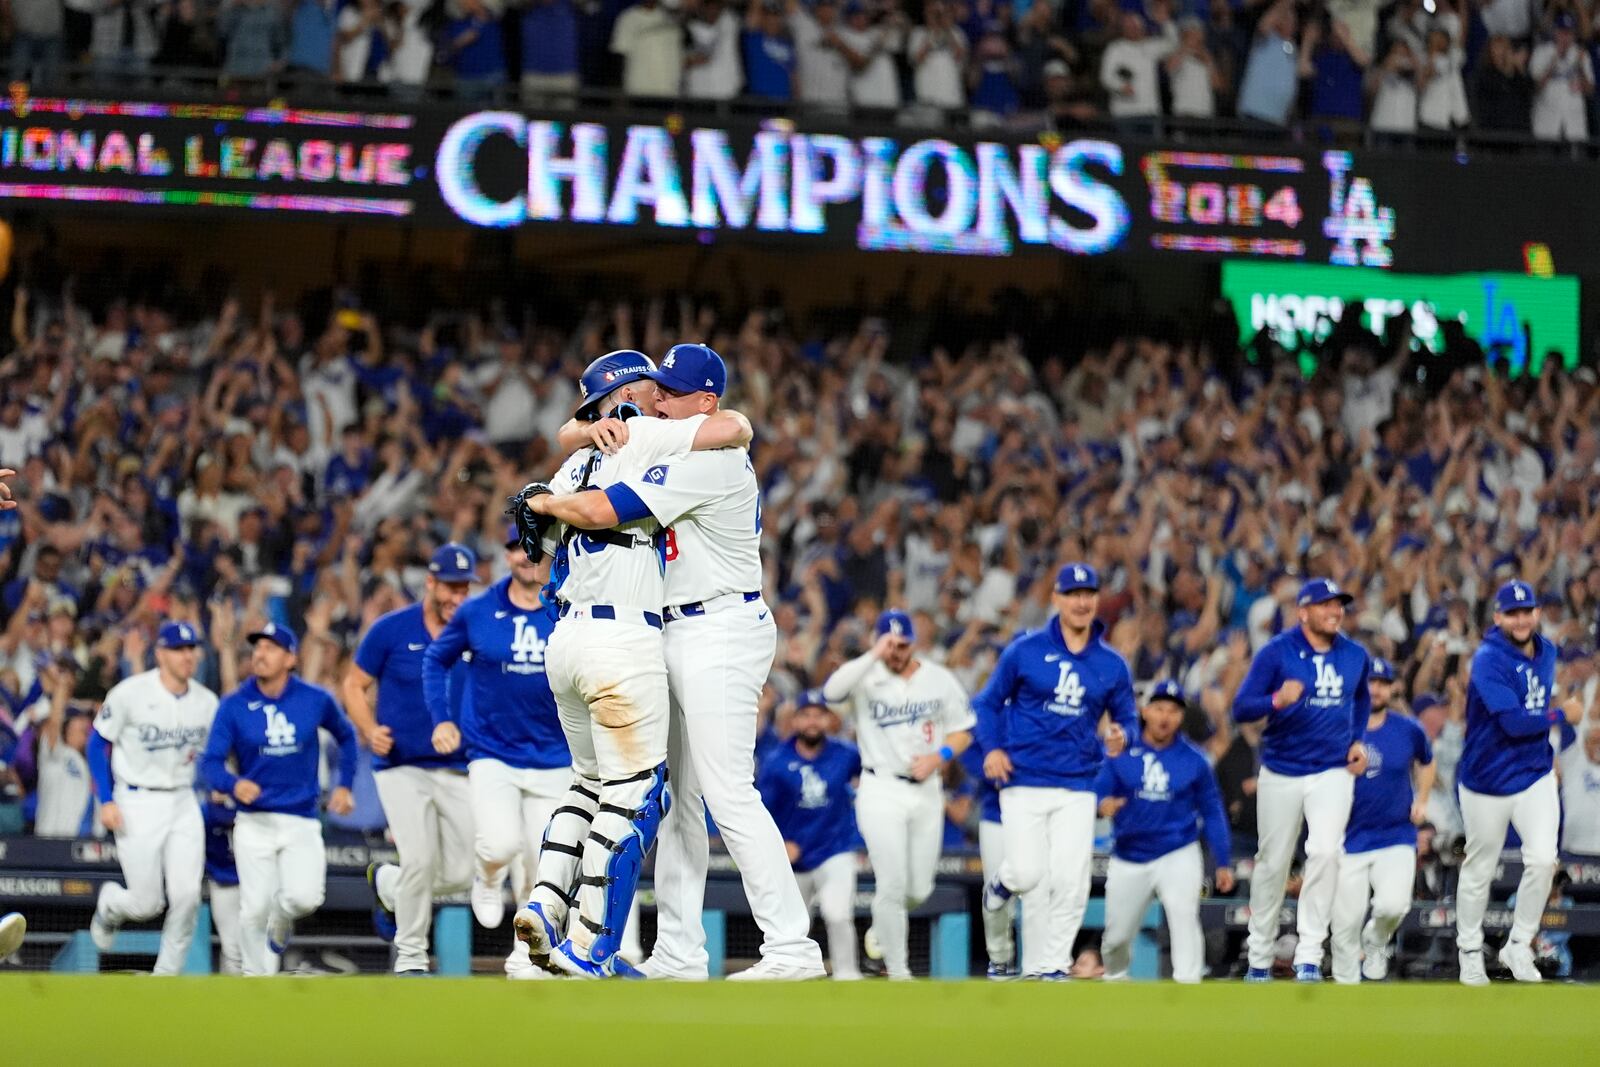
1219,262 -> 1580,377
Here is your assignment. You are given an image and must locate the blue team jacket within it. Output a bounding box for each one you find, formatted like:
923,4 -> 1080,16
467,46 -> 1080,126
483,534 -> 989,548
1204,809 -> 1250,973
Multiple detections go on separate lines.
974,619 -> 1138,791
1094,735 -> 1232,866
757,737 -> 861,873
1459,627 -> 1560,797
422,579 -> 570,770
1232,627 -> 1371,776
202,676 -> 357,819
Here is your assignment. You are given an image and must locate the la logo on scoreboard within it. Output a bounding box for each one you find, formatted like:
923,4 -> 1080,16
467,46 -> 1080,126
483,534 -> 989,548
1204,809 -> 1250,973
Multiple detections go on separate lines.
1322,151 -> 1395,269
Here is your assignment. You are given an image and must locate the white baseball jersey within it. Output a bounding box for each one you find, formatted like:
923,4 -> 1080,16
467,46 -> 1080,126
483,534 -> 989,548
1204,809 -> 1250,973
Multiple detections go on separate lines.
35,737 -> 95,837
95,669 -> 219,789
822,653 -> 975,777
620,445 -> 762,605
548,415 -> 705,611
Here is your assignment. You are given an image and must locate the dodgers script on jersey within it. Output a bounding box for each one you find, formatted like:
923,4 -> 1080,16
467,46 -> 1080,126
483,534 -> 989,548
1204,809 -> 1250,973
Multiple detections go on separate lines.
549,415 -> 705,610
95,670 -> 220,789
822,654 -> 975,778
613,446 -> 763,605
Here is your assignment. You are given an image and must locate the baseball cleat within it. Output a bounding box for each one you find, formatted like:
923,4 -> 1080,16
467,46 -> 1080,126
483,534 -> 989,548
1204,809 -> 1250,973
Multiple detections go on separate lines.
986,962 -> 1019,981
366,863 -> 397,943
1458,950 -> 1489,986
395,970 -> 431,978
0,912 -> 26,957
549,939 -> 632,979
634,957 -> 708,981
512,903 -> 564,975
1498,941 -> 1542,983
982,879 -> 1013,913
1243,967 -> 1273,983
471,875 -> 506,929
725,957 -> 828,981
1360,947 -> 1389,982
862,927 -> 884,961
267,914 -> 293,956
1035,970 -> 1070,982
1293,964 -> 1322,983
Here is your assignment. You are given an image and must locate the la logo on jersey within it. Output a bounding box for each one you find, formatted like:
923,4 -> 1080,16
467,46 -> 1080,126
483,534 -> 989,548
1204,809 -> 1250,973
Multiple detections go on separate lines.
1136,750 -> 1170,801
263,705 -> 298,754
507,616 -> 547,675
1047,663 -> 1087,716
797,764 -> 829,809
1310,655 -> 1343,707
1363,741 -> 1383,779
1525,674 -> 1547,714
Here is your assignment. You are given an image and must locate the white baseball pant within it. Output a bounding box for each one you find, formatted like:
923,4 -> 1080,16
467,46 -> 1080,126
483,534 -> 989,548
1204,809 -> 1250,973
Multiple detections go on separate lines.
1330,843 -> 1414,984
1102,841 -> 1205,983
544,612 -> 670,958
1457,773 -> 1559,954
795,850 -> 860,980
373,764 -> 475,974
855,771 -> 942,979
95,787 -> 204,976
469,758 -> 568,973
998,786 -> 1096,977
208,880 -> 243,975
1247,765 -> 1354,970
234,811 -> 326,977
649,603 -> 822,976
978,819 -> 1016,966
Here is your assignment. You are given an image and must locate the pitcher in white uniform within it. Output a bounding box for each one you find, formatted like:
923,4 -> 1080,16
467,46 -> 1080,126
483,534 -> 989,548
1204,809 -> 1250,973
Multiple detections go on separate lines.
86,620 -> 219,975
822,610 -> 974,979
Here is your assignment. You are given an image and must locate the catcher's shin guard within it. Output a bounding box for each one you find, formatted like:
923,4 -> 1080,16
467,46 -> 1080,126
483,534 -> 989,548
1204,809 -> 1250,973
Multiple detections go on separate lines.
573,765 -> 670,966
529,774 -> 601,923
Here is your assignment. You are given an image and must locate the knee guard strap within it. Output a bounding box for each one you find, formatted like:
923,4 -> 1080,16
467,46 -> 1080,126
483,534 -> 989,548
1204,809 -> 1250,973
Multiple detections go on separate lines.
575,764 -> 670,965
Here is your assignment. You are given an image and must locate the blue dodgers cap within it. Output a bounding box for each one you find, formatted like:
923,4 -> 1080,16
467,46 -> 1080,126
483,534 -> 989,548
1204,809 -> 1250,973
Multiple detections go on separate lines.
1370,657 -> 1396,681
875,610 -> 915,641
1055,562 -> 1100,593
1495,579 -> 1538,613
648,343 -> 727,397
1147,679 -> 1186,708
576,350 -> 656,420
796,687 -> 830,710
246,621 -> 298,654
1297,577 -> 1354,607
156,620 -> 202,649
429,543 -> 478,583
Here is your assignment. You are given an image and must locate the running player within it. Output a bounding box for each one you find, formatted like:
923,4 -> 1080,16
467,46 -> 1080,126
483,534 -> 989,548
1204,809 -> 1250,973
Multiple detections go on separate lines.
524,343 -> 826,980
1330,658 -> 1434,984
344,544 -> 477,976
1232,578 -> 1371,982
757,688 -> 863,981
424,540 -> 570,978
822,611 -> 973,980
203,794 -> 243,975
86,620 -> 218,975
1095,680 -> 1233,983
200,623 -> 357,976
975,564 -> 1136,980
958,744 -> 1014,979
1456,580 -> 1581,985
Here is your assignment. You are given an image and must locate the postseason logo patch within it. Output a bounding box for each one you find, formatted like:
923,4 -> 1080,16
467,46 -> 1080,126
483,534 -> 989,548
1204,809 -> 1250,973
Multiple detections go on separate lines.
644,465 -> 669,485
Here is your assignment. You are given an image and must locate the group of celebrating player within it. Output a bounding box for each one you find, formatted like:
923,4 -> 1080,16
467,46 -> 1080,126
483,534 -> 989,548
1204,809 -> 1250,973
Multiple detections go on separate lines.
8,344 -> 1581,984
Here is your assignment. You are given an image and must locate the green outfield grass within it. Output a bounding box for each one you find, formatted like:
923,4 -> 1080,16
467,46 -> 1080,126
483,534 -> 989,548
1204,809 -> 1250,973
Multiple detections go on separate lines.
6,975 -> 1597,1066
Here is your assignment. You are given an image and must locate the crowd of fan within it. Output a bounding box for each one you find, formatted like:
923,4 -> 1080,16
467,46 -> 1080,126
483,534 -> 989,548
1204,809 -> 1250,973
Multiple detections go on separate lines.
2,0 -> 1597,139
0,278 -> 1599,867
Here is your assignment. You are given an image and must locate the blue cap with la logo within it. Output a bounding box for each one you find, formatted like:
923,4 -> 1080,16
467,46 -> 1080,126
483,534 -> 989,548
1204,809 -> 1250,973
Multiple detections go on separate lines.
156,620 -> 202,649
647,343 -> 727,397
429,543 -> 478,583
1055,563 -> 1100,593
875,610 -> 915,641
1494,580 -> 1537,613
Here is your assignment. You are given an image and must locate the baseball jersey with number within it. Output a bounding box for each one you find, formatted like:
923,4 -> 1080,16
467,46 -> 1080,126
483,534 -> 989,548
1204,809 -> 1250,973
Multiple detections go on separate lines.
1459,626 -> 1561,797
1094,736 -> 1232,865
1346,712 -> 1433,853
94,669 -> 219,790
422,577 -> 569,770
758,737 -> 861,872
602,444 -> 762,605
973,619 -> 1138,791
1231,627 -> 1372,777
547,415 -> 705,611
822,653 -> 975,778
354,604 -> 469,772
201,676 -> 357,818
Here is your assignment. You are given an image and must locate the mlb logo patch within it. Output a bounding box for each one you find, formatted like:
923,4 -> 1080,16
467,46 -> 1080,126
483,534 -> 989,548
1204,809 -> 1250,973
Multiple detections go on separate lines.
645,465 -> 669,484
